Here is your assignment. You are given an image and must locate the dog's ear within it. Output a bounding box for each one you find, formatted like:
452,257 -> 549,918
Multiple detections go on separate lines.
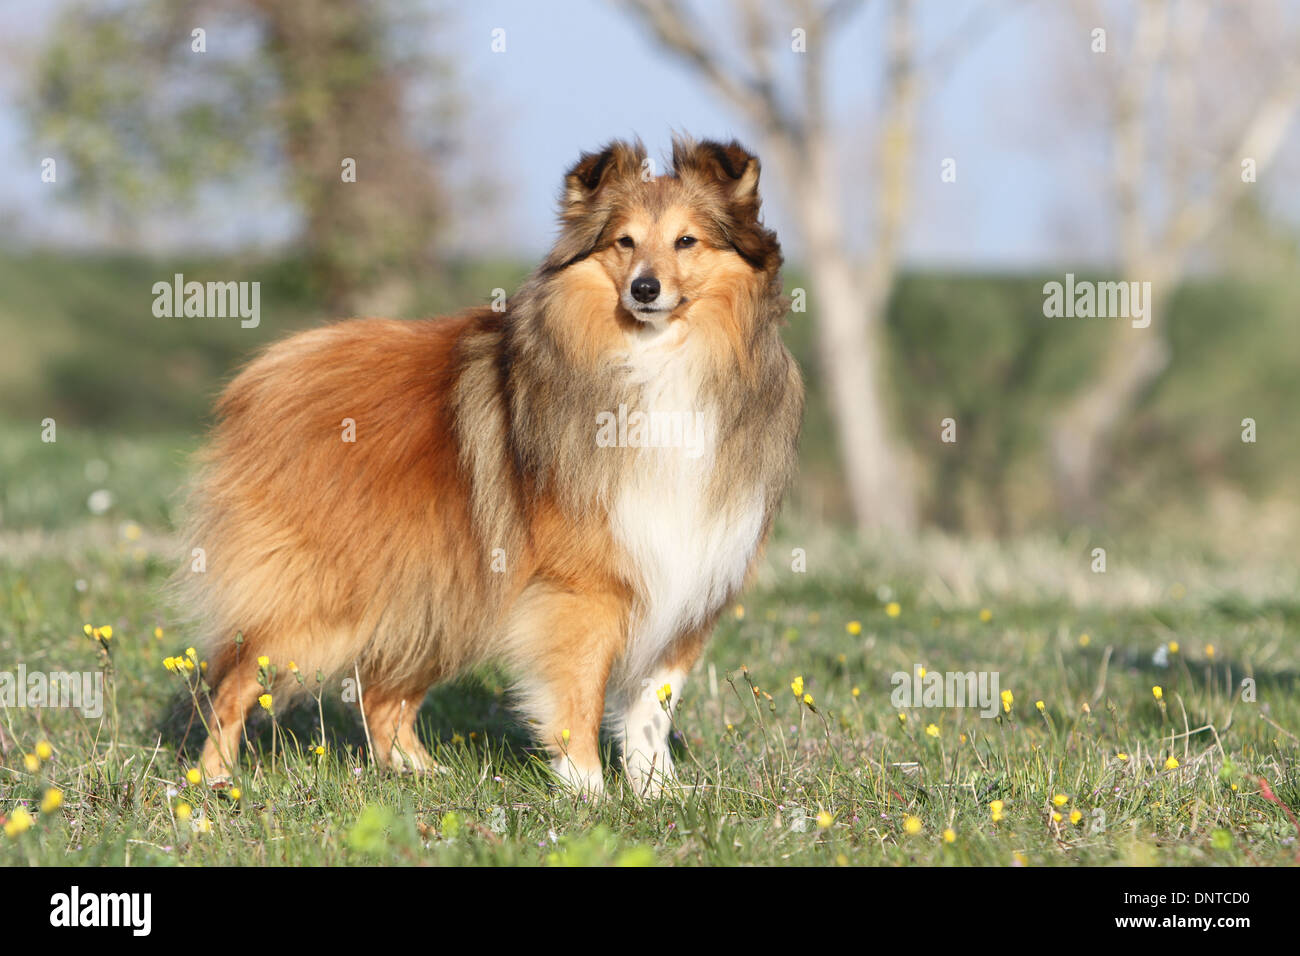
673,137 -> 779,274
673,138 -> 761,213
563,140 -> 644,208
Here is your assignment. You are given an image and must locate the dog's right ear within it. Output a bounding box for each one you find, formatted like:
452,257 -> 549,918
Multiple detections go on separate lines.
562,140 -> 643,209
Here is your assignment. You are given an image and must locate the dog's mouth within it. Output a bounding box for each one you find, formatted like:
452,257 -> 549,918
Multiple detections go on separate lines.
624,297 -> 687,321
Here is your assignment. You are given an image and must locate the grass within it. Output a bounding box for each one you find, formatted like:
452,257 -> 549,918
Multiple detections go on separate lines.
1,424 -> 1298,866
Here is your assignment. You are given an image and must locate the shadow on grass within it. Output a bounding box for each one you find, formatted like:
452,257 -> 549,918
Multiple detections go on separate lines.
155,671 -> 541,774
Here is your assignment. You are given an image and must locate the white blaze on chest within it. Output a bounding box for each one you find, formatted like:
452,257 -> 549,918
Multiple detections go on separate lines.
608,326 -> 766,683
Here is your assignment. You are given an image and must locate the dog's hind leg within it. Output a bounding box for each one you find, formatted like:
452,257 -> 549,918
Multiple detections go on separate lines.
361,674 -> 441,774
199,660 -> 264,782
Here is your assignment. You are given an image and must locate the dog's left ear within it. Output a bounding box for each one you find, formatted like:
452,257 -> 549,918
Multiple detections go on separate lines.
673,137 -> 779,274
673,138 -> 761,213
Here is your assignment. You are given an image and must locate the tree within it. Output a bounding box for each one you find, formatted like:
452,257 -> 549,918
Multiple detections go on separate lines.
1050,0 -> 1300,516
27,0 -> 453,311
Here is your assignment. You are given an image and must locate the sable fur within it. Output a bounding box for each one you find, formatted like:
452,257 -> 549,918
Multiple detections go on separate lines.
177,136 -> 803,792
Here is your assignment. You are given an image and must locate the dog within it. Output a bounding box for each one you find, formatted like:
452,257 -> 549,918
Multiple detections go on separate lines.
178,137 -> 804,794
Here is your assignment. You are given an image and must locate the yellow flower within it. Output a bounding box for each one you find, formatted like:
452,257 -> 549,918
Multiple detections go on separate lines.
257,655 -> 270,670
4,806 -> 34,837
1035,700 -> 1045,712
1117,752 -> 1129,761
990,800 -> 1004,822
942,827 -> 956,844
41,789 -> 63,813
560,728 -> 571,743
979,608 -> 992,623
897,712 -> 907,724
1168,641 -> 1179,654
1205,644 -> 1216,659
803,693 -> 814,706
1164,755 -> 1179,770
1052,793 -> 1069,807
816,810 -> 833,829
903,815 -> 922,835
1051,811 -> 1063,823
656,682 -> 673,703
790,676 -> 804,697
186,768 -> 202,785
851,687 -> 860,698
23,753 -> 39,773
1152,686 -> 1163,701
83,624 -> 92,636
163,656 -> 178,672
185,647 -> 197,661
925,723 -> 940,738
98,625 -> 112,640
885,602 -> 901,618
154,626 -> 164,639
1001,689 -> 1014,713
288,661 -> 299,673
174,802 -> 192,821
183,658 -> 195,672
733,604 -> 745,620
1069,809 -> 1083,825
195,817 -> 212,834
229,787 -> 242,801
314,745 -> 325,756
258,693 -> 273,712
917,666 -> 927,678
846,620 -> 862,636
1078,633 -> 1091,647
35,740 -> 52,761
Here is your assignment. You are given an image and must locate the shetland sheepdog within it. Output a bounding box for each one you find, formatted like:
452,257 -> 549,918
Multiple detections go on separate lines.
179,137 -> 803,794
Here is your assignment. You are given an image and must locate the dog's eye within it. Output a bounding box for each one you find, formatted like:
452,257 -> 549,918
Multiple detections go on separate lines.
618,236 -> 635,249
676,235 -> 697,249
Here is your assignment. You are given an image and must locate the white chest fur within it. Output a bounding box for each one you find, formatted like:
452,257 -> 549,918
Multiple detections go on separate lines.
608,325 -> 766,685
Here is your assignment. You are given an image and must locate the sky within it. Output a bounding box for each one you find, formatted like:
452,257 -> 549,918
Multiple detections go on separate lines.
1,0 -> 1297,268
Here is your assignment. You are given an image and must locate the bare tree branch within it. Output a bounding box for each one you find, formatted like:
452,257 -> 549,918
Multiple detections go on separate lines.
617,0 -> 801,136
1159,58 -> 1300,265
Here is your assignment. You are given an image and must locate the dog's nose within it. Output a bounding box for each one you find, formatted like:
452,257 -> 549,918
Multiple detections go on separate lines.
630,276 -> 661,303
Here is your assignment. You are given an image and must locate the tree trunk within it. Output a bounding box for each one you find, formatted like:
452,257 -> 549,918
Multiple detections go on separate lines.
1049,303 -> 1170,518
795,139 -> 916,534
808,252 -> 917,534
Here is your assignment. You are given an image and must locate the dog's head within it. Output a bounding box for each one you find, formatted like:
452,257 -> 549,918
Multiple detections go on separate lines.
543,137 -> 781,329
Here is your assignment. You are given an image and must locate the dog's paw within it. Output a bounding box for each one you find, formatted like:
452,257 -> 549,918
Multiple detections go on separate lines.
383,744 -> 446,777
624,752 -> 678,798
549,757 -> 605,797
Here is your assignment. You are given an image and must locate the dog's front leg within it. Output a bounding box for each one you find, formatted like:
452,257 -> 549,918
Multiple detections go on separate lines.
507,583 -> 628,796
615,627 -> 710,796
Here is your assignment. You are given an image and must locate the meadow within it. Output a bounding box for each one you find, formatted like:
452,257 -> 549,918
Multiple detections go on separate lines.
1,420 -> 1298,866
